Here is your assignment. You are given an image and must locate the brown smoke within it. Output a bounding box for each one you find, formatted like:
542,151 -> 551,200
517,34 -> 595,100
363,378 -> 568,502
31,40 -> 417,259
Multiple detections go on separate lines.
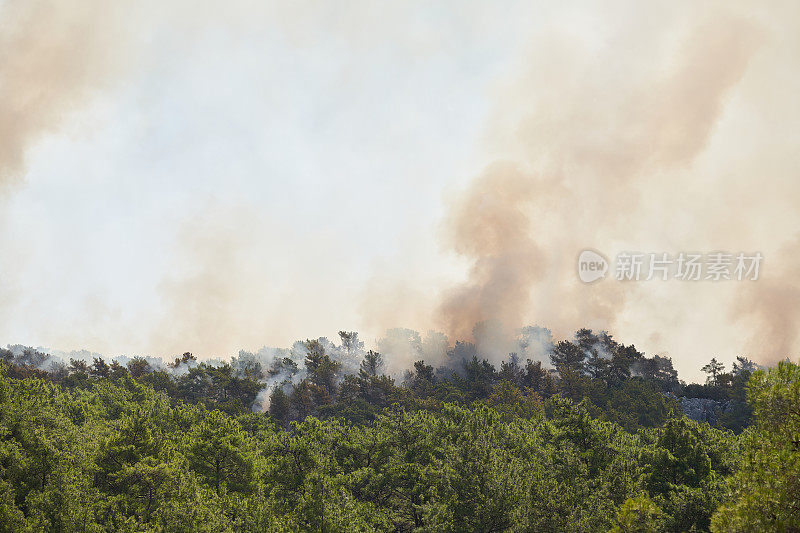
437,162 -> 543,341
2,2 -> 796,377
434,13 -> 762,351
148,203 -> 368,359
150,206 -> 285,358
0,1 -> 129,189
733,234 -> 800,364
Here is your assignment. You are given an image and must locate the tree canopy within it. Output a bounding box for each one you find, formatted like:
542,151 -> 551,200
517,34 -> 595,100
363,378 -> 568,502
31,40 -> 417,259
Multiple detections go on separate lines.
0,333 -> 794,531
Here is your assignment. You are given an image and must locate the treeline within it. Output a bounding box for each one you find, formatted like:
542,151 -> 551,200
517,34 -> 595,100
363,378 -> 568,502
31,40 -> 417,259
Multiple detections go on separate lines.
0,329 -> 756,433
1,348 -> 264,416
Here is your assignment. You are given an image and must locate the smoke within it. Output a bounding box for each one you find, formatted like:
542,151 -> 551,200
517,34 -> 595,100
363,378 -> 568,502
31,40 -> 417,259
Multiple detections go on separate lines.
424,11 -> 766,365
733,234 -> 800,363
149,206 -> 269,358
0,0 -> 131,189
241,343 -> 308,412
1,2 -> 798,379
437,163 -> 543,342
243,333 -> 367,411
150,4 -> 793,373
146,204 -> 372,359
374,328 -> 450,376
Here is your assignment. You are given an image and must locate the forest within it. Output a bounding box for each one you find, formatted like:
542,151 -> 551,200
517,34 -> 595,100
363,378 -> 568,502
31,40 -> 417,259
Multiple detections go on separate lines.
0,329 -> 798,532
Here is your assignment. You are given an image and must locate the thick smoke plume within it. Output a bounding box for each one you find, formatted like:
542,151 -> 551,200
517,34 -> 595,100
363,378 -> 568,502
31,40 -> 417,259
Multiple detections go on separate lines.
438,163 -> 542,342
0,1 -> 130,189
429,12 -> 772,365
734,234 -> 800,363
1,2 -> 798,378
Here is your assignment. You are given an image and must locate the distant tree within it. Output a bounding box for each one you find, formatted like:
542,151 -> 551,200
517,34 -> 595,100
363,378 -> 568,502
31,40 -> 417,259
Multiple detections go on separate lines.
731,356 -> 756,375
719,356 -> 756,432
486,380 -> 542,419
170,351 -> 196,369
555,364 -> 588,402
47,360 -> 68,382
128,357 -> 153,379
268,387 -> 290,424
268,356 -> 299,379
290,380 -> 317,420
550,340 -> 586,374
574,328 -> 598,352
460,356 -> 497,400
406,360 -> 437,396
109,359 -> 128,380
585,350 -> 609,381
521,360 -> 557,396
359,350 -> 383,378
90,357 -> 110,380
0,348 -> 11,366
236,358 -> 264,381
339,331 -> 364,353
68,358 -> 89,374
304,339 -> 341,400
65,358 -> 91,388
606,343 -> 643,387
632,354 -> 679,393
601,380 -> 679,430
701,358 -> 725,385
13,347 -> 51,373
447,341 -> 479,362
498,353 -> 524,387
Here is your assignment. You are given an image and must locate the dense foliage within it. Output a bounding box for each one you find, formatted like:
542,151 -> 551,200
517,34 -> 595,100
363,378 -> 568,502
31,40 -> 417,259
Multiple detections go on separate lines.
0,331 -> 796,532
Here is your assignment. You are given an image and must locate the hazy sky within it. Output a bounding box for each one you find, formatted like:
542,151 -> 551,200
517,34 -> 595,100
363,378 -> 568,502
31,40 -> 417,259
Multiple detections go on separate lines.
1,0 -> 798,381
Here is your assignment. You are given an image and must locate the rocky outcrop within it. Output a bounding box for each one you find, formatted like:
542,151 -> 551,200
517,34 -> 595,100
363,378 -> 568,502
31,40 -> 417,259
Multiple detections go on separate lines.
678,397 -> 731,425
